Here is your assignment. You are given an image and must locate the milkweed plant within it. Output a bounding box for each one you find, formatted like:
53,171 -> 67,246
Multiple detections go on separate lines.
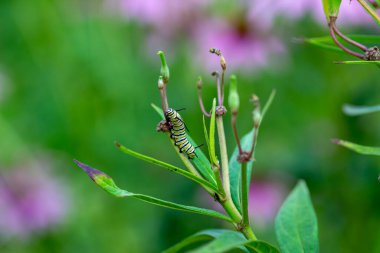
305,0 -> 380,181
74,48 -> 318,253
74,1 -> 380,252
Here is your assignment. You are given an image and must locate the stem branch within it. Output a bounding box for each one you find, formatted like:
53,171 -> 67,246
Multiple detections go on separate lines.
212,165 -> 226,198
197,77 -> 211,117
332,23 -> 367,51
216,116 -> 241,216
241,163 -> 250,227
329,19 -> 365,60
220,198 -> 242,223
231,112 -> 243,154
242,226 -> 257,240
216,116 -> 231,197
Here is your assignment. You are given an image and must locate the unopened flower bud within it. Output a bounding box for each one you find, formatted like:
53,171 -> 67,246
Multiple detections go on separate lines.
209,48 -> 221,56
228,75 -> 240,113
220,55 -> 226,70
157,51 -> 170,83
209,48 -> 226,70
253,110 -> 261,127
158,76 -> 164,89
251,94 -> 261,127
197,76 -> 202,89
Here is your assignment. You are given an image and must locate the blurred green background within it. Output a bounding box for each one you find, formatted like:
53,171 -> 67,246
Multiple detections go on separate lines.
0,0 -> 380,252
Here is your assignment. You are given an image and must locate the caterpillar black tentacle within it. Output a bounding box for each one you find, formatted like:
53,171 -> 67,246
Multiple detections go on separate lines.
194,144 -> 204,149
165,108 -> 197,159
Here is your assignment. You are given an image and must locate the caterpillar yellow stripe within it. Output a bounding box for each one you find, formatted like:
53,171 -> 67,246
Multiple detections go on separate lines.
165,108 -> 197,159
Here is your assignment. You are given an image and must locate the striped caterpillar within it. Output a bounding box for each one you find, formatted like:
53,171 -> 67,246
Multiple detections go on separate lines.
164,108 -> 197,159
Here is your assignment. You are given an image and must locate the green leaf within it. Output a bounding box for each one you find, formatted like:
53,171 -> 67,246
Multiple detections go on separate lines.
304,35 -> 380,53
115,142 -> 220,193
322,0 -> 342,20
304,35 -> 380,49
230,130 -> 254,212
304,37 -> 342,52
164,229 -> 279,253
202,115 -> 211,159
209,98 -> 218,165
334,60 -> 380,65
74,160 -> 231,222
163,229 -> 238,253
189,231 -> 248,253
261,90 -> 276,118
151,103 -> 217,186
188,135 -> 217,186
275,180 -> 319,253
229,90 -> 276,212
333,139 -> 380,156
151,103 -> 164,118
245,241 -> 280,253
342,103 -> 380,116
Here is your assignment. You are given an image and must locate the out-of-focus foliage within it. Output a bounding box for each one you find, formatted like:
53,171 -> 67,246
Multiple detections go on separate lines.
343,103 -> 380,116
0,0 -> 380,252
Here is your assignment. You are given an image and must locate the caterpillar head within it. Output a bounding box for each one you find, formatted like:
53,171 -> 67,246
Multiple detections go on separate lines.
164,108 -> 174,121
165,108 -> 174,117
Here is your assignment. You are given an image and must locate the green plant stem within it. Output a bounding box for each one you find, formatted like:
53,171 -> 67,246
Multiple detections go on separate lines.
212,165 -> 226,198
357,0 -> 380,25
241,162 -> 250,227
242,226 -> 257,240
216,116 -> 232,197
220,198 -> 242,224
239,164 -> 257,240
215,116 -> 242,219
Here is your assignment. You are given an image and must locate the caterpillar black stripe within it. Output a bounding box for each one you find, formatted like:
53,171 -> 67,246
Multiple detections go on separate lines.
165,108 -> 197,159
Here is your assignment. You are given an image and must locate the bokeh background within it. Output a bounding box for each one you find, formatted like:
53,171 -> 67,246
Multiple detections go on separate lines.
1,0 -> 380,252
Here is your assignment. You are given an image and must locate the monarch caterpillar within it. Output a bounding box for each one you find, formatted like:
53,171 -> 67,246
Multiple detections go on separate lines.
165,108 -> 197,159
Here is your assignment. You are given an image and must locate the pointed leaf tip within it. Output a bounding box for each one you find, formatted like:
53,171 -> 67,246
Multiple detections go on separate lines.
331,138 -> 341,145
114,141 -> 121,148
74,159 -> 109,182
74,160 -> 122,196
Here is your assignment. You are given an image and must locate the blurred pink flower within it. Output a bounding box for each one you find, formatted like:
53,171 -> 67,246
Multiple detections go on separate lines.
248,179 -> 286,229
197,177 -> 287,230
0,161 -> 69,239
192,18 -> 285,73
108,0 -> 376,72
248,0 -> 375,27
106,0 -> 211,57
109,0 -> 210,32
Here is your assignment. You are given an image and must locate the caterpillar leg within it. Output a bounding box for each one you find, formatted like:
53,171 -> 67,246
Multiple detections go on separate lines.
187,150 -> 197,159
188,153 -> 197,159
